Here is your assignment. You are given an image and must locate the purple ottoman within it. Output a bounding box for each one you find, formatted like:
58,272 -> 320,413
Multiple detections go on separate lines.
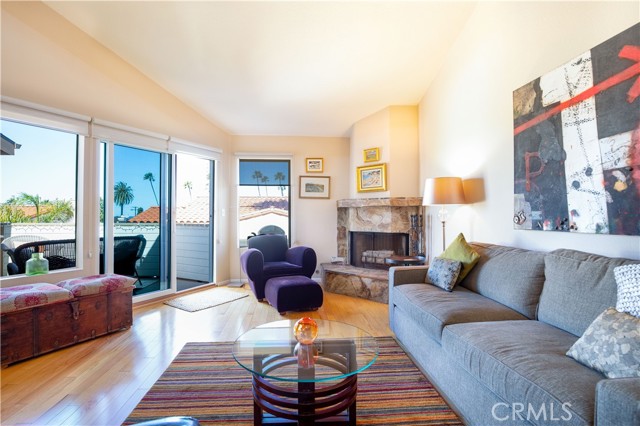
264,275 -> 323,315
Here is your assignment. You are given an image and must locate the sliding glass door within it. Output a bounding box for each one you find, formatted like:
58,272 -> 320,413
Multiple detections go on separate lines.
100,142 -> 172,296
175,153 -> 215,291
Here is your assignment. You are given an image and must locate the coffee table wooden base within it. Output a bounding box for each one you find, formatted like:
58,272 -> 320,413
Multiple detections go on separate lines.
252,373 -> 357,426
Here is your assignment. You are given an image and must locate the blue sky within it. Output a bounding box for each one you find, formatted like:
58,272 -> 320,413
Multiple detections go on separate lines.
1,120 -> 77,203
113,145 -> 161,214
239,160 -> 289,186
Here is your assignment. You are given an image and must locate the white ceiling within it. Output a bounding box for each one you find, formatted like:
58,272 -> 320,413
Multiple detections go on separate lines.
45,1 -> 476,137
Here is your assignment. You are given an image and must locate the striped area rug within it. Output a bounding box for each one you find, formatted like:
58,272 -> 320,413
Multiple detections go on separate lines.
124,337 -> 462,425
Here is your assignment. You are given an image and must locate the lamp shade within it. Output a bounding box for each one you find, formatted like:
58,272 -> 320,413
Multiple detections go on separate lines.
422,177 -> 466,205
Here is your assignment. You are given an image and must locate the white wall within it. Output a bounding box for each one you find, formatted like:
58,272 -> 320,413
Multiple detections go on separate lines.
419,1 -> 640,260
349,106 -> 419,198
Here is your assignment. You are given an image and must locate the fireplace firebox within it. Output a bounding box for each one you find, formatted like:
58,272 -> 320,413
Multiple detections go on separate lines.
350,231 -> 409,269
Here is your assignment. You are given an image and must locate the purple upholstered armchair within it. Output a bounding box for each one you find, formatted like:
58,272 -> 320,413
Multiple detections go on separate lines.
240,234 -> 317,301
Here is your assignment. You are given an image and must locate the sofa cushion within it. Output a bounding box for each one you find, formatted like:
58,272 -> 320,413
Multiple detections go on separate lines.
442,320 -> 604,425
426,257 -> 461,291
538,249 -> 638,336
439,233 -> 480,283
0,283 -> 72,313
56,274 -> 136,297
461,243 -> 546,319
567,307 -> 640,379
614,264 -> 640,317
392,284 -> 527,343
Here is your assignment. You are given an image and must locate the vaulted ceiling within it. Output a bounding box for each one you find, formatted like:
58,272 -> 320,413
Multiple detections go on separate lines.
45,1 -> 476,137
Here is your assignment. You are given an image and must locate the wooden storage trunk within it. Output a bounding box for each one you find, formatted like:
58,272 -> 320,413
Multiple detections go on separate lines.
1,287 -> 133,367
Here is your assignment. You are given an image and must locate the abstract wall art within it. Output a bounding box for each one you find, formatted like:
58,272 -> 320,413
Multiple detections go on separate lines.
513,23 -> 640,235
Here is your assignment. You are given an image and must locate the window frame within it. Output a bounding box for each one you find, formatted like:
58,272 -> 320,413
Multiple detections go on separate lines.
0,99 -> 92,283
237,156 -> 292,248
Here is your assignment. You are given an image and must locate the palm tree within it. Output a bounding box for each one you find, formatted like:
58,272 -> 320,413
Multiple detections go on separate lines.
114,181 -> 134,216
143,172 -> 159,205
251,170 -> 263,196
0,203 -> 28,223
261,175 -> 270,196
18,193 -> 45,222
274,172 -> 286,196
184,181 -> 193,199
40,199 -> 74,223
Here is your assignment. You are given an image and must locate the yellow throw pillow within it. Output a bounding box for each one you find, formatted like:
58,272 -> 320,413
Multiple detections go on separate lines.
439,233 -> 480,284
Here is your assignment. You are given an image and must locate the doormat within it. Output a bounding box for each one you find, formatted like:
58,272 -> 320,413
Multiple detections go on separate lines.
164,288 -> 248,312
123,337 -> 462,425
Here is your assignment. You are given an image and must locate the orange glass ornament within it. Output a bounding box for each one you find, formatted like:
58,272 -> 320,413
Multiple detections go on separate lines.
293,317 -> 318,344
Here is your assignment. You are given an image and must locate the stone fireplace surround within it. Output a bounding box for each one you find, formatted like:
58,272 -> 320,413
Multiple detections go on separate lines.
322,197 -> 423,303
337,197 -> 423,261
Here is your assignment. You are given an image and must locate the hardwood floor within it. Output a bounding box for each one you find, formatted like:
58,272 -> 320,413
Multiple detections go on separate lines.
0,286 -> 392,426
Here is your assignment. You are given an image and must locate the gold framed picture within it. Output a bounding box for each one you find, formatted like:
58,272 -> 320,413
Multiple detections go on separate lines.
305,158 -> 324,173
357,163 -> 387,192
363,147 -> 380,163
299,176 -> 330,199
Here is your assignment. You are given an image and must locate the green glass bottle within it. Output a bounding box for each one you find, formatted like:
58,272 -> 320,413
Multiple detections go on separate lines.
26,252 -> 49,275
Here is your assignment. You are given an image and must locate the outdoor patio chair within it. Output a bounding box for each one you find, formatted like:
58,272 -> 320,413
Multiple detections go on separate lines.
5,239 -> 76,275
100,235 -> 147,285
1,234 -> 50,251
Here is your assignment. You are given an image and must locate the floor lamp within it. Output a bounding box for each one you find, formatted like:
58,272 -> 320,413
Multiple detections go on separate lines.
422,177 -> 466,251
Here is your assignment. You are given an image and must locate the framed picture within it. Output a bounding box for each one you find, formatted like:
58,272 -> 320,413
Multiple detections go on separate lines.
299,175 -> 330,199
305,158 -> 324,173
357,163 -> 387,192
363,147 -> 380,163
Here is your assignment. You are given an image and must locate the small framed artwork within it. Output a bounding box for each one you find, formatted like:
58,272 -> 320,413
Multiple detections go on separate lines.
305,158 -> 324,173
357,163 -> 387,192
363,147 -> 380,163
299,175 -> 330,199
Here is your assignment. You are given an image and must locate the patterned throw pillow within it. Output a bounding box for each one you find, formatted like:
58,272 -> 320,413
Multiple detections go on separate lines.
566,307 -> 640,379
427,257 -> 462,292
439,233 -> 480,284
614,264 -> 640,318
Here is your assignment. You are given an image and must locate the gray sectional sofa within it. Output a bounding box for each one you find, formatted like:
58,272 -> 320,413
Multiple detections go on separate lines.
389,243 -> 640,426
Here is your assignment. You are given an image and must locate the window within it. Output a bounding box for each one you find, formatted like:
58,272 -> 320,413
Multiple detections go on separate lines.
238,159 -> 290,247
0,120 -> 78,277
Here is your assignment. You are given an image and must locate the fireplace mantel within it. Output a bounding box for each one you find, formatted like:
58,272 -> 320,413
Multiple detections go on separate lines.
337,197 -> 423,208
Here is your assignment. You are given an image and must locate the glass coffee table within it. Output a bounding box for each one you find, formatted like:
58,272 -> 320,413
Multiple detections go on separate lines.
233,319 -> 378,426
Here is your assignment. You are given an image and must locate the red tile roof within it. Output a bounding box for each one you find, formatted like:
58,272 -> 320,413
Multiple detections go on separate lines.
128,196 -> 289,224
239,197 -> 288,218
129,206 -> 160,223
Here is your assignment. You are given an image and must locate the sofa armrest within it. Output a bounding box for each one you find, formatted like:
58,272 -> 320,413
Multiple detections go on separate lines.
388,266 -> 429,333
286,246 -> 317,277
389,266 -> 429,287
595,378 -> 640,426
